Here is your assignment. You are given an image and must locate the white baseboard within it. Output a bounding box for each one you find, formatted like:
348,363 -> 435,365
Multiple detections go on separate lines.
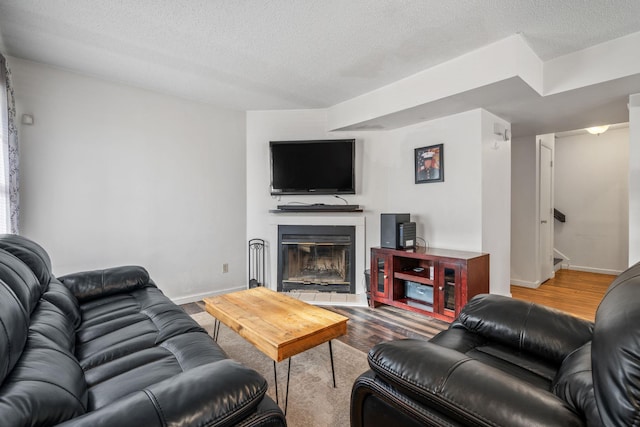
510,278 -> 541,289
170,286 -> 246,305
565,265 -> 622,276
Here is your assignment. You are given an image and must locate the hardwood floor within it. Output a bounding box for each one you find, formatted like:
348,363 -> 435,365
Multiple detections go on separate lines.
323,305 -> 448,353
183,269 -> 614,355
511,269 -> 615,322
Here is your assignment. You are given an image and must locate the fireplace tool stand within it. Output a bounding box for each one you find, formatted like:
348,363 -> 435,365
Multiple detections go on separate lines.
248,238 -> 265,288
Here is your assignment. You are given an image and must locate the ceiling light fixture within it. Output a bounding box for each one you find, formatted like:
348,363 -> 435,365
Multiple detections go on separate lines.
586,125 -> 609,135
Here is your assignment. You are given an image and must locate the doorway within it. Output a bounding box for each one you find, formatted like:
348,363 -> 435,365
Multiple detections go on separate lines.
539,142 -> 553,283
553,125 -> 629,274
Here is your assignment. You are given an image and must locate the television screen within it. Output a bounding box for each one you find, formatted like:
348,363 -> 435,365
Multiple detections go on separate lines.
270,139 -> 355,195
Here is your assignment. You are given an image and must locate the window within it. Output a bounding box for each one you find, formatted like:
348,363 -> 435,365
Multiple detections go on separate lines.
0,55 -> 18,234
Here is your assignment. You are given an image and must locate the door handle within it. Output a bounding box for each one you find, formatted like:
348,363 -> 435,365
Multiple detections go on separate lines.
541,220 -> 548,224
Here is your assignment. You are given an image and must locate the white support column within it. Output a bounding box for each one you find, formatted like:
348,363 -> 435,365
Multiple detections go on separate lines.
629,94 -> 640,266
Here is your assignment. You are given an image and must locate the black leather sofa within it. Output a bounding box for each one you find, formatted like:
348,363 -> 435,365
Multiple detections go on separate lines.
0,234 -> 286,427
351,261 -> 640,426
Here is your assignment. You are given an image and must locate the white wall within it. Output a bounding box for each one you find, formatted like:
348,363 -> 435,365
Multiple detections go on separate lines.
510,135 -> 539,286
11,58 -> 247,302
554,127 -> 629,274
247,108 -> 512,296
361,111 -> 485,254
631,94 -> 640,266
481,110 -> 511,296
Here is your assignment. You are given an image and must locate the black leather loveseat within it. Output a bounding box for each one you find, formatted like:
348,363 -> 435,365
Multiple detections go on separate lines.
0,234 -> 286,427
351,261 -> 640,426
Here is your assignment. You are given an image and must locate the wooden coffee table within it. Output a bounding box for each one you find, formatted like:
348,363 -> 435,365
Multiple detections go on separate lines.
203,287 -> 348,413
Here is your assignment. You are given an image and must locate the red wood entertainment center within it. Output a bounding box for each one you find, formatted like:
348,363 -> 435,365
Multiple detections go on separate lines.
370,247 -> 489,322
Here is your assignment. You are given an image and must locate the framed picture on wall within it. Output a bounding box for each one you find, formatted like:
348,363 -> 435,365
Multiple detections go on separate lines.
415,144 -> 444,184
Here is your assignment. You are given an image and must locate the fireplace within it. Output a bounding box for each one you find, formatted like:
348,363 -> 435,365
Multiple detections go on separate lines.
277,225 -> 356,293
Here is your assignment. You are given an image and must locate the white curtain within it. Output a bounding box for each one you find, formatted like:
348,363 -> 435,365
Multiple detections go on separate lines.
0,54 -> 19,234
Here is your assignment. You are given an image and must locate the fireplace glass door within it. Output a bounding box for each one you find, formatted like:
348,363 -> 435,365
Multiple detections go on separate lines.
278,225 -> 355,293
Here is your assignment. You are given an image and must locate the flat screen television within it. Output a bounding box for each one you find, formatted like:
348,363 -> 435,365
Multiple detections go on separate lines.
270,139 -> 355,195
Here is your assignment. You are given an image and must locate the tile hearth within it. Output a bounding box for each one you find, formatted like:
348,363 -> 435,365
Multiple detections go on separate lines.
281,291 -> 368,307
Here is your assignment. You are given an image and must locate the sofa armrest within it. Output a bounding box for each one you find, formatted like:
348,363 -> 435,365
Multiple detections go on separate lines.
58,265 -> 153,302
367,339 -> 584,427
56,360 -> 285,427
454,294 -> 593,363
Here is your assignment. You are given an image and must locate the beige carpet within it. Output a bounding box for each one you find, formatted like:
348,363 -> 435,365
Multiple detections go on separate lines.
191,311 -> 370,427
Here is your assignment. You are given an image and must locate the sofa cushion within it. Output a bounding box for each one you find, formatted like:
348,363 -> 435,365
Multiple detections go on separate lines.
0,247 -> 48,384
455,294 -> 594,364
59,265 -> 152,302
0,234 -> 53,286
0,248 -> 45,314
42,279 -> 82,329
0,297 -> 88,427
85,332 -> 228,410
552,342 -> 599,426
430,327 -> 558,389
29,299 -> 78,354
75,287 -> 205,370
0,279 -> 29,384
0,347 -> 87,426
71,285 -> 223,410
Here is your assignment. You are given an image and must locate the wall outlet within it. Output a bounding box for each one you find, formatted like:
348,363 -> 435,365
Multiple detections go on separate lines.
222,263 -> 229,273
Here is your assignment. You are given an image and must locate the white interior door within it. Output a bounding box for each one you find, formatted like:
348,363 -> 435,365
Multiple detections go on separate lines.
539,143 -> 554,283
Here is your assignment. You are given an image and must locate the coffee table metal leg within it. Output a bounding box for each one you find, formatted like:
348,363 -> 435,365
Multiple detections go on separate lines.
276,343 -> 334,414
273,358 -> 292,415
284,358 -> 291,415
212,319 -> 221,341
273,361 -> 279,405
329,340 -> 336,388
274,343 -> 335,414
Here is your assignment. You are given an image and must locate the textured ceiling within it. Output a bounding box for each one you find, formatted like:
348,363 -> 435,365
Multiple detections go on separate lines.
0,0 -> 640,110
2,0 -> 640,114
